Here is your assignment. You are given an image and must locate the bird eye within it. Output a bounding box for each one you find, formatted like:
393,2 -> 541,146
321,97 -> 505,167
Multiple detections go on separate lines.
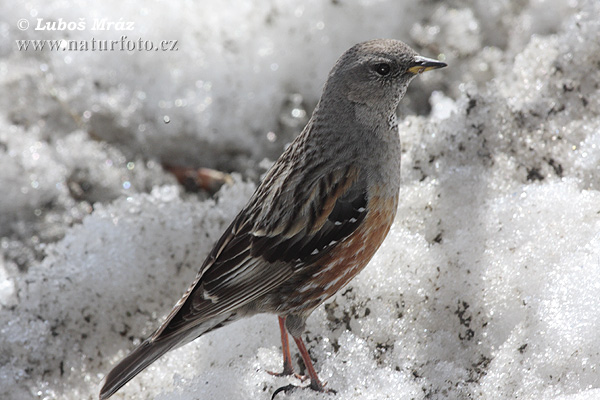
372,63 -> 391,76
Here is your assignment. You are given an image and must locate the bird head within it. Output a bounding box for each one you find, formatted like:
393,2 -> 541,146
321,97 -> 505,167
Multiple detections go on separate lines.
325,39 -> 446,113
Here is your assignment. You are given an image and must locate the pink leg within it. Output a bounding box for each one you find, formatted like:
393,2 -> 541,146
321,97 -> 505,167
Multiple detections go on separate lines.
292,335 -> 326,391
271,328 -> 335,398
268,316 -> 295,376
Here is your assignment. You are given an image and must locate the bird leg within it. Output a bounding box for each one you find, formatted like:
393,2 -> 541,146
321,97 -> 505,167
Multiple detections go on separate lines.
272,332 -> 335,398
292,334 -> 329,392
267,316 -> 296,377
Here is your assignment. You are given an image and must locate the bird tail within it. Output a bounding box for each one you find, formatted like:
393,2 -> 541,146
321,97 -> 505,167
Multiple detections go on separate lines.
99,311 -> 241,399
99,338 -> 179,399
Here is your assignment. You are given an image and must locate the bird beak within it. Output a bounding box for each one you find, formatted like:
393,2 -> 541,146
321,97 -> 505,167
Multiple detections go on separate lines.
408,56 -> 447,75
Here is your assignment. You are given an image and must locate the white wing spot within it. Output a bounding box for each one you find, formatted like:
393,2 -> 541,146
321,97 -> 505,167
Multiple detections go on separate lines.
203,289 -> 219,303
313,261 -> 338,277
298,282 -> 320,293
357,207 -> 366,212
311,248 -> 319,255
334,221 -> 342,226
349,217 -> 357,223
323,275 -> 344,291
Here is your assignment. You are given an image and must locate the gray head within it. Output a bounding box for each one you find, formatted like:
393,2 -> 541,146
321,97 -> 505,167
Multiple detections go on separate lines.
322,39 -> 446,118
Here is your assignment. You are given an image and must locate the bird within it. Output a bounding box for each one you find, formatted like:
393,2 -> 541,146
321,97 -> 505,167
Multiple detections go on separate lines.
99,39 -> 446,399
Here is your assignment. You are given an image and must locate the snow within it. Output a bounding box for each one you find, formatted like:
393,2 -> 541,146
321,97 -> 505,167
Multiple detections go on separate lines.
2,0 -> 600,399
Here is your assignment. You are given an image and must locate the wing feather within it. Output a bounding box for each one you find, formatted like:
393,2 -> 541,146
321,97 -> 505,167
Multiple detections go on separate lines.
152,163 -> 369,341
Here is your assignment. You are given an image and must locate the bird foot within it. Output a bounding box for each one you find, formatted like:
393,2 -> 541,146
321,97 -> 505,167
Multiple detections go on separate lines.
271,382 -> 336,399
267,369 -> 307,381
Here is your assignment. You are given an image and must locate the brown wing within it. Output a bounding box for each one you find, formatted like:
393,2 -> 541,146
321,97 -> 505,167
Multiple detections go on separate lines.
152,164 -> 368,341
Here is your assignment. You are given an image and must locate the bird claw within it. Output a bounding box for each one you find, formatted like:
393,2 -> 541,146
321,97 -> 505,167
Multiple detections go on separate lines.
272,384 -> 297,399
271,382 -> 336,399
267,369 -> 307,381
